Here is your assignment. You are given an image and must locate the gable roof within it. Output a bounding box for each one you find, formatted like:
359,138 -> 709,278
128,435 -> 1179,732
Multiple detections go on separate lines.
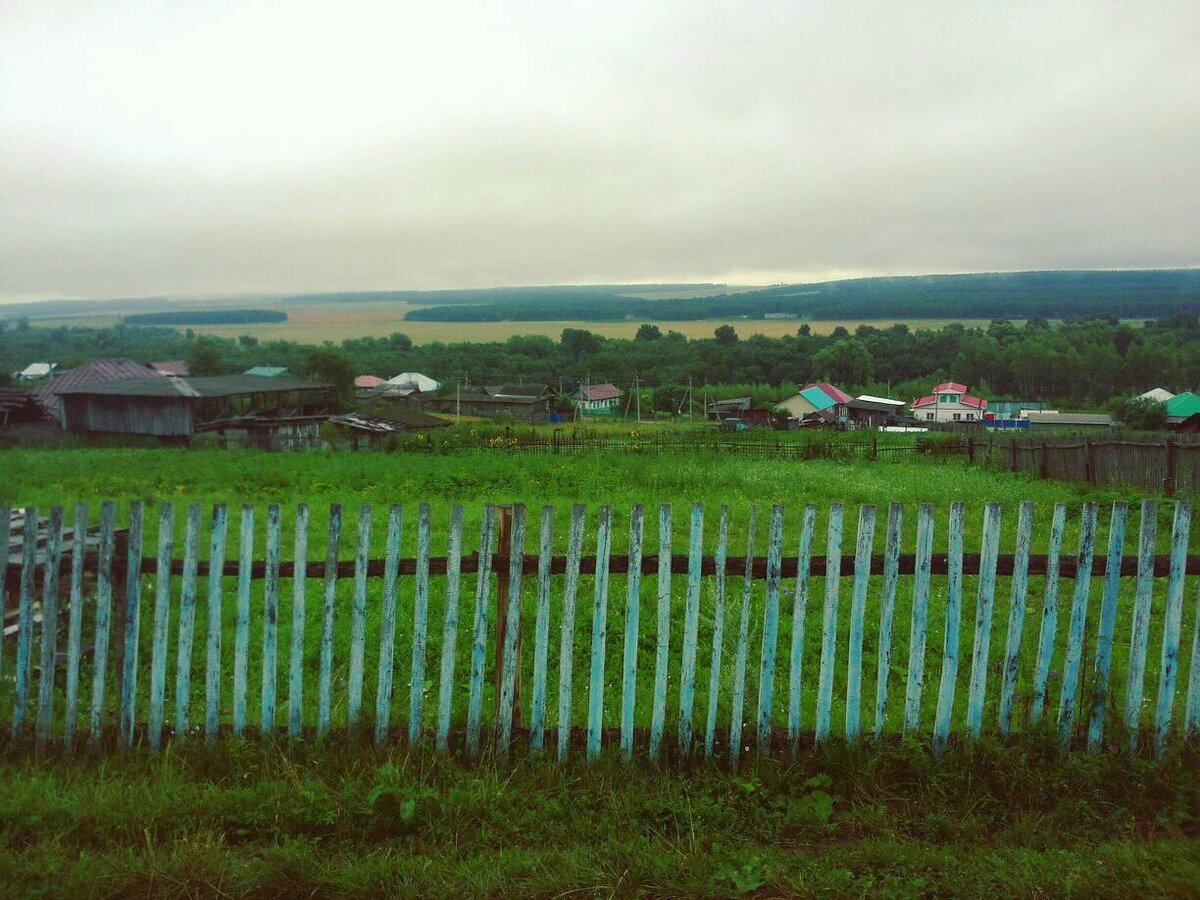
575,383 -> 623,401
16,362 -> 56,378
913,386 -> 987,410
1137,387 -> 1175,404
244,366 -> 289,378
794,382 -> 852,412
354,375 -> 386,388
1166,392 -> 1200,419
933,382 -> 970,394
34,358 -> 161,423
149,360 -> 188,376
485,383 -> 553,399
386,372 -> 441,392
55,374 -> 328,399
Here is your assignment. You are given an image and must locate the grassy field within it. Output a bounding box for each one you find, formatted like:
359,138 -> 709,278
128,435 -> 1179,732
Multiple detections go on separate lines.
1,448 -> 1197,895
0,740 -> 1196,896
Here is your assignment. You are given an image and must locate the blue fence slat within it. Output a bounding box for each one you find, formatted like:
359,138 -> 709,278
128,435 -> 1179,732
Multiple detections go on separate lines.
1154,501 -> 1192,757
933,501 -> 965,756
619,504 -> 644,759
0,508 -> 9,687
1057,502 -> 1098,748
873,502 -> 904,739
677,502 -> 705,756
375,505 -> 404,746
728,506 -> 758,766
117,501 -> 144,749
704,505 -> 730,759
496,504 -> 527,762
204,504 -> 228,743
147,503 -> 175,750
787,504 -> 817,754
998,501 -> 1034,736
260,504 -> 281,736
903,504 -> 935,733
34,507 -> 65,748
1030,503 -> 1068,726
755,504 -> 785,755
288,505 -> 309,741
555,505 -> 586,761
814,503 -> 844,744
465,505 -> 497,758
317,504 -> 342,737
845,504 -> 877,740
586,506 -> 614,761
406,504 -> 429,743
1123,500 -> 1158,749
530,505 -> 555,752
174,505 -> 202,740
649,503 -> 671,759
435,505 -> 464,751
88,502 -> 117,747
1087,502 -> 1128,752
348,504 -> 374,733
966,501 -> 1003,738
232,506 -> 254,738
62,503 -> 88,751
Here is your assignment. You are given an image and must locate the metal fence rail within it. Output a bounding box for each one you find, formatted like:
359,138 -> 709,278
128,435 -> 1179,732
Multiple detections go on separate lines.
2,499 -> 1199,761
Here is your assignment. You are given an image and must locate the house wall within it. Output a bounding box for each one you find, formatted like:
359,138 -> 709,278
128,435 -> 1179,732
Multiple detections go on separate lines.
915,398 -> 983,423
62,395 -> 193,436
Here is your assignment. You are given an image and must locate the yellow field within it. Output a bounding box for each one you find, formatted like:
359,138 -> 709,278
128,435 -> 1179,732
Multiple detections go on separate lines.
178,310 -> 989,344
23,302 -> 1004,345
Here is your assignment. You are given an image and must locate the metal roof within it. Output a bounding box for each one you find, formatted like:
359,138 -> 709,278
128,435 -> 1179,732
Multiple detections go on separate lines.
575,383 -> 623,401
244,366 -> 289,378
55,374 -> 328,399
34,358 -> 162,421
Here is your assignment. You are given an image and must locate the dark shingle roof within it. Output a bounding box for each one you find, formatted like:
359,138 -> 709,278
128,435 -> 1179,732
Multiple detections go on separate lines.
55,374 -> 328,399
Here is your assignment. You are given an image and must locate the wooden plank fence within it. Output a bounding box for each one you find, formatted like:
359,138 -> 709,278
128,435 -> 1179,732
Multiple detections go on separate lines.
2,500 -> 1200,760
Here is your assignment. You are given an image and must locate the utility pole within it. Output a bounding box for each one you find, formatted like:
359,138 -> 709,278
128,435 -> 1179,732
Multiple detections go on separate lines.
688,376 -> 694,421
635,373 -> 642,423
456,377 -> 461,419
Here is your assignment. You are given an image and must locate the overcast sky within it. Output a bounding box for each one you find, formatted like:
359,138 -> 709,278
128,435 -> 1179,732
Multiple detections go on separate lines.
2,1 -> 1198,302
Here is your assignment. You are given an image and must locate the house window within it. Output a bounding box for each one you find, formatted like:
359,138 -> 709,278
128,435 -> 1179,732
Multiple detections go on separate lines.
953,413 -> 961,421
926,412 -> 934,420
966,413 -> 975,421
940,395 -> 949,403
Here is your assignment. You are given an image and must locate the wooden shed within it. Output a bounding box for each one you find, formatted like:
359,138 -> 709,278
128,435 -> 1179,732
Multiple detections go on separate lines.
55,374 -> 331,438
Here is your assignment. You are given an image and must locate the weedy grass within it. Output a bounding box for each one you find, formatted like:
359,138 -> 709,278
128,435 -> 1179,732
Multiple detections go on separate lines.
0,738 -> 1197,896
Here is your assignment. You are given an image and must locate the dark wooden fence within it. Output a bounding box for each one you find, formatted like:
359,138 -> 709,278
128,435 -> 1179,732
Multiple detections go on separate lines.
977,435 -> 1200,496
3,499 -> 1199,761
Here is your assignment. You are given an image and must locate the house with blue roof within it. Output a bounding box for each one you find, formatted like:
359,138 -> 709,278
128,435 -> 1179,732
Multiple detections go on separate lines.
775,382 -> 853,422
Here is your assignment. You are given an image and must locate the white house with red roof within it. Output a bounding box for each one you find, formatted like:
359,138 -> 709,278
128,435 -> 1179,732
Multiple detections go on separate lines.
911,382 -> 987,423
571,382 -> 624,412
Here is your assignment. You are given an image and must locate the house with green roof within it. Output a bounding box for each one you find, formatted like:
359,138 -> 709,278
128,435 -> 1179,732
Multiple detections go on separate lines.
1165,391 -> 1200,423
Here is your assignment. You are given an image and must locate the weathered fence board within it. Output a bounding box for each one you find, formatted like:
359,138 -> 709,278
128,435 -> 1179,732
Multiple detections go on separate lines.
3,496 -> 1200,762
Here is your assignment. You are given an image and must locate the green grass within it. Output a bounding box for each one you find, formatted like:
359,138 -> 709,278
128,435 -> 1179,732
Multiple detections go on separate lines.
0,739 -> 1196,896
2,449 -> 1198,894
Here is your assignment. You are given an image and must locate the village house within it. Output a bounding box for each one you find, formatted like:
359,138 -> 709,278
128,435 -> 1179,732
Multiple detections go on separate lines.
387,372 -> 441,392
425,391 -> 554,423
1165,392 -> 1200,424
911,382 -> 987,423
572,383 -> 624,414
33,357 -> 164,425
14,362 -> 57,381
484,383 -> 557,402
243,365 -> 290,378
775,383 -> 852,422
54,374 -> 332,448
846,395 -> 906,428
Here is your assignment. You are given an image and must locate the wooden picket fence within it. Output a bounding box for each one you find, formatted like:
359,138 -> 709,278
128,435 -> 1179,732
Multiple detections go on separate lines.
3,498 -> 1200,761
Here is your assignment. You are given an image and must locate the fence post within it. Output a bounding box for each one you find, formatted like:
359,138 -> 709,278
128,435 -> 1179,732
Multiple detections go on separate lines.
966,436 -> 974,465
1039,441 -> 1049,479
1165,438 -> 1177,497
1010,440 -> 1018,473
494,505 -> 520,731
1085,439 -> 1096,486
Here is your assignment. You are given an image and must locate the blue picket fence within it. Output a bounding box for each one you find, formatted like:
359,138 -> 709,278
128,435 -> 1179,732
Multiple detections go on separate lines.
3,499 -> 1199,760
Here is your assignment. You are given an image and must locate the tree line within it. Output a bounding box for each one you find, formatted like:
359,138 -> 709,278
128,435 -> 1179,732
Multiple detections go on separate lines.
2,313 -> 1200,411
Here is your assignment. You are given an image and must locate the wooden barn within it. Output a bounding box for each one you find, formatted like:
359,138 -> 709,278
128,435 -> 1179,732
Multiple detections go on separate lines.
54,374 -> 332,440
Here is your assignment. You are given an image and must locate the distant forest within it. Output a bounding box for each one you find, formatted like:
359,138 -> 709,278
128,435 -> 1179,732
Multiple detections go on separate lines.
4,311 -> 1200,411
402,270 -> 1200,322
122,309 -> 287,326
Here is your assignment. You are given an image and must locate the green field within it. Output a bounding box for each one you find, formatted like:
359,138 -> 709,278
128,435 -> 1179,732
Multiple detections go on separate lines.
1,448 -> 1197,895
